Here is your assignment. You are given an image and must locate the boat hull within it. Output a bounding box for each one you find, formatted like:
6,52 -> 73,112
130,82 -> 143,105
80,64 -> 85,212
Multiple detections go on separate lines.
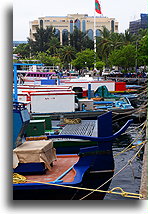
13,171 -> 114,200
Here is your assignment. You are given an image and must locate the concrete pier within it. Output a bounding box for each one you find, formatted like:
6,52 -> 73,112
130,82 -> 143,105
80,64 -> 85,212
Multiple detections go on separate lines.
139,110 -> 147,200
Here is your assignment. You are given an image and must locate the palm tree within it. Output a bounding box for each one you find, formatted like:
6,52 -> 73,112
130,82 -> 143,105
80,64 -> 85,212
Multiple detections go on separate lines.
96,26 -> 111,65
121,29 -> 137,45
109,32 -> 124,50
48,37 -> 61,56
28,26 -> 56,54
58,46 -> 76,68
70,27 -> 94,52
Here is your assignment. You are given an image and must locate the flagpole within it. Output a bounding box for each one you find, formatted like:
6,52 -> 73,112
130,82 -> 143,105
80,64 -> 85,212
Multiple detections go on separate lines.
94,9 -> 96,70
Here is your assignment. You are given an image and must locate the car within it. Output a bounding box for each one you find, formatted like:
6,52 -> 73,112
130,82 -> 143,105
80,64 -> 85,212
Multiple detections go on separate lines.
102,69 -> 110,76
109,70 -> 123,77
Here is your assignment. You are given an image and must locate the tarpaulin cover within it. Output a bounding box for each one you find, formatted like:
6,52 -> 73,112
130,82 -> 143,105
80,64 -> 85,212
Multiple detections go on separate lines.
13,140 -> 56,170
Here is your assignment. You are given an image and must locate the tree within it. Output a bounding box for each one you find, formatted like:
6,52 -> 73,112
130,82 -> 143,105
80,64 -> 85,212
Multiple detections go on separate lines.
109,32 -> 124,50
95,61 -> 105,70
28,26 -> 56,54
48,37 -> 61,56
108,44 -> 136,70
13,43 -> 30,58
35,52 -> 61,66
58,46 -> 76,68
137,33 -> 148,68
120,29 -> 137,45
96,26 -> 112,65
70,27 -> 94,52
72,49 -> 95,70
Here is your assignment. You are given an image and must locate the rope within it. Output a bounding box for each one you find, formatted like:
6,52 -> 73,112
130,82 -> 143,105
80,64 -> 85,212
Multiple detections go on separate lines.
121,120 -> 146,135
13,173 -> 26,184
63,118 -> 81,124
114,122 -> 146,158
13,174 -> 143,199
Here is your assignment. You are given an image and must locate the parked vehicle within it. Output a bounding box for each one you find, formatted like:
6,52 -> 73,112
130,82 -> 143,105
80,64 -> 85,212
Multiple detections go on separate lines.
102,69 -> 110,76
109,70 -> 123,77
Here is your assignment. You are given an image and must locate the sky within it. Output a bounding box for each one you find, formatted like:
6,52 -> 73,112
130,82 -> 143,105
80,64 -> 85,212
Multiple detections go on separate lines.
13,0 -> 147,41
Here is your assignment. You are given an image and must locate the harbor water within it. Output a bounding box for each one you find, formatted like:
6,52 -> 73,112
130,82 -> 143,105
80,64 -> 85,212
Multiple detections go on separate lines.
104,122 -> 145,200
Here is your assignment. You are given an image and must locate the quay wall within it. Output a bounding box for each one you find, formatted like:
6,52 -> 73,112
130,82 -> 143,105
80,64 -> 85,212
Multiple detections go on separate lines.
139,109 -> 148,200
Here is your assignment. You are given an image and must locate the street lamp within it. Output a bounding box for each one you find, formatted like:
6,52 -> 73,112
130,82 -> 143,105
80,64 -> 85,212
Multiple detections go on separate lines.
135,40 -> 138,73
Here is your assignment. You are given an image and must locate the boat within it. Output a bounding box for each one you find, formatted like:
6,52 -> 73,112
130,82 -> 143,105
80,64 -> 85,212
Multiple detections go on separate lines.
89,85 -> 134,111
14,63 -> 135,119
13,109 -> 132,200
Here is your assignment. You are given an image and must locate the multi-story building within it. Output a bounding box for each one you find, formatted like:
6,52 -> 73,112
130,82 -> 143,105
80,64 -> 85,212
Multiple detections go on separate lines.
129,13 -> 148,34
29,14 -> 118,44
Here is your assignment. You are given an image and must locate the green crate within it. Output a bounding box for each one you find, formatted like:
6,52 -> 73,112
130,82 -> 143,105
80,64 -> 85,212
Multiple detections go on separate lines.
31,116 -> 52,130
25,120 -> 45,137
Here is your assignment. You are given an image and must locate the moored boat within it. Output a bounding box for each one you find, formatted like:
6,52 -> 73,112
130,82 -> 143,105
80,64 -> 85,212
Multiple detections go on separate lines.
13,110 -> 132,200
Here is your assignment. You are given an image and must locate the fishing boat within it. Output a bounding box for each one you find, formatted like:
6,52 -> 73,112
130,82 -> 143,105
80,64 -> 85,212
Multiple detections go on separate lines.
14,63 -> 135,119
13,108 -> 132,200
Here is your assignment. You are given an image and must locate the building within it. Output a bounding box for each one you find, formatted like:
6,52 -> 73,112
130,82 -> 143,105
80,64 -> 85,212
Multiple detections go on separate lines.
29,14 -> 118,44
129,14 -> 148,34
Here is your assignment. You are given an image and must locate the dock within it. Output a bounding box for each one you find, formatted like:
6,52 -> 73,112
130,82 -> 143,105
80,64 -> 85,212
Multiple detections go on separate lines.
139,109 -> 148,200
106,77 -> 147,85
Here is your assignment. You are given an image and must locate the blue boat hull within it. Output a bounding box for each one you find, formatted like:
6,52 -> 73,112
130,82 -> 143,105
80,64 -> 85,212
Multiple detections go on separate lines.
13,171 -> 114,200
13,145 -> 114,200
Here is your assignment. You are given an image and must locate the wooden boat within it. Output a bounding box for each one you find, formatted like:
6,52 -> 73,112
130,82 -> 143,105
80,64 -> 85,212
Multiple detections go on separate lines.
13,110 -> 132,200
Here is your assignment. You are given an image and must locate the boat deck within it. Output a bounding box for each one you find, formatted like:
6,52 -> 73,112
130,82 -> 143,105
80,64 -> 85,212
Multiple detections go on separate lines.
52,120 -> 97,143
25,155 -> 79,183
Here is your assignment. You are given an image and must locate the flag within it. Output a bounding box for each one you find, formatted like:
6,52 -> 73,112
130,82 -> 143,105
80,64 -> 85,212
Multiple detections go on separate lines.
95,0 -> 102,14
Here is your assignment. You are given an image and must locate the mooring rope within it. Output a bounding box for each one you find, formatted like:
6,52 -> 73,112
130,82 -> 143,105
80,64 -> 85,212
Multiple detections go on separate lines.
13,173 -> 143,199
114,122 -> 146,158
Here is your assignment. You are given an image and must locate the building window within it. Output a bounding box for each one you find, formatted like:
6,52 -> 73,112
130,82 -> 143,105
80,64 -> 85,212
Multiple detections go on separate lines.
82,20 -> 86,32
87,29 -> 93,40
96,29 -> 101,37
111,20 -> 114,33
70,20 -> 73,33
74,19 -> 80,30
53,20 -> 57,22
40,19 -> 43,28
62,29 -> 68,45
55,29 -> 60,41
115,25 -> 118,31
